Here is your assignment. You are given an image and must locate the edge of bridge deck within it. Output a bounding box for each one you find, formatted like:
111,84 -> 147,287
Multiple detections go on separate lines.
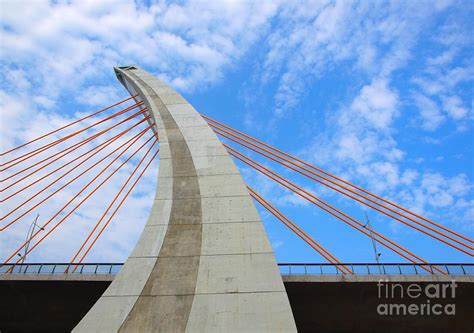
281,274 -> 474,283
2,273 -> 473,283
0,273 -> 116,281
3,263 -> 473,283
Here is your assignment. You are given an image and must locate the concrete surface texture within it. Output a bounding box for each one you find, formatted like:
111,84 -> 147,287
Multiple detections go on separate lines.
73,66 -> 297,332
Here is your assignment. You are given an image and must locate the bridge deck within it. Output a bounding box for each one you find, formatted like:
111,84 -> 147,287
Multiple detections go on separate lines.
1,263 -> 473,332
2,273 -> 474,283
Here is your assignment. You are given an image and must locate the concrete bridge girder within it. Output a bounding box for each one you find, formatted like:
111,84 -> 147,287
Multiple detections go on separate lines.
73,67 -> 297,332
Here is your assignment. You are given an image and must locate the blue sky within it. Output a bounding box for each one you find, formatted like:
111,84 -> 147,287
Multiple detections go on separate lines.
0,0 -> 473,265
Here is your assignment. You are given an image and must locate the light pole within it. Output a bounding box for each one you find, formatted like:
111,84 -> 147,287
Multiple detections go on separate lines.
18,214 -> 44,265
363,211 -> 383,274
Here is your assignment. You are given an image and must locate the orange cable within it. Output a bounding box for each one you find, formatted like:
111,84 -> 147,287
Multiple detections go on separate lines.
211,127 -> 473,254
1,117 -> 150,202
203,114 -> 473,245
209,121 -> 473,247
0,95 -> 138,156
233,148 -> 443,274
247,185 -> 351,274
0,102 -> 144,170
0,108 -> 148,187
0,123 -> 154,231
248,186 -> 350,273
67,143 -> 159,272
0,103 -> 145,172
4,134 -> 157,266
225,145 -> 446,275
0,119 -> 151,221
71,145 -> 159,272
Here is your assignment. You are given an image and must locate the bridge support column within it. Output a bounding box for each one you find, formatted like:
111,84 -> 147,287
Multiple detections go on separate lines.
73,66 -> 296,332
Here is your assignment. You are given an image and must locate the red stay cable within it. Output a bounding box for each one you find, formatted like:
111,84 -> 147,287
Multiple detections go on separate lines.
67,144 -> 159,273
225,145 -> 446,275
1,117 -> 150,203
0,123 -> 154,231
247,185 -> 351,274
0,94 -> 138,156
211,127 -> 473,254
203,115 -> 473,245
72,147 -> 159,269
0,101 -> 145,170
0,107 -> 147,187
4,134 -> 157,266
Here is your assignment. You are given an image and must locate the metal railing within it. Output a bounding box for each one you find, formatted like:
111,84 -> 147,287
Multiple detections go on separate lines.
1,263 -> 473,275
278,263 -> 474,275
0,263 -> 123,275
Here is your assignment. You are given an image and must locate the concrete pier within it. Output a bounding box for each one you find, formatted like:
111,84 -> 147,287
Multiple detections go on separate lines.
73,66 -> 296,332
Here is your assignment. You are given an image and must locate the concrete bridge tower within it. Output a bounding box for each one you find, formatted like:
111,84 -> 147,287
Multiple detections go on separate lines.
73,67 -> 297,332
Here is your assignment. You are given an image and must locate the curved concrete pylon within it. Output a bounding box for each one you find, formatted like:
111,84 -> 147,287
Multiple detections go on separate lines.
74,66 -> 297,332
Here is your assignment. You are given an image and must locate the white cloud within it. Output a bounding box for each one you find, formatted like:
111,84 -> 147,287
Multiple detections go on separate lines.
0,0 -> 280,102
0,90 -> 32,152
276,192 -> 310,207
310,78 -> 402,169
76,85 -> 121,107
351,79 -> 398,129
4,69 -> 31,90
411,36 -> 473,131
427,48 -> 457,66
258,1 -> 447,117
413,93 -> 445,131
419,172 -> 471,208
442,95 -> 468,120
302,67 -> 472,227
400,169 -> 418,185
